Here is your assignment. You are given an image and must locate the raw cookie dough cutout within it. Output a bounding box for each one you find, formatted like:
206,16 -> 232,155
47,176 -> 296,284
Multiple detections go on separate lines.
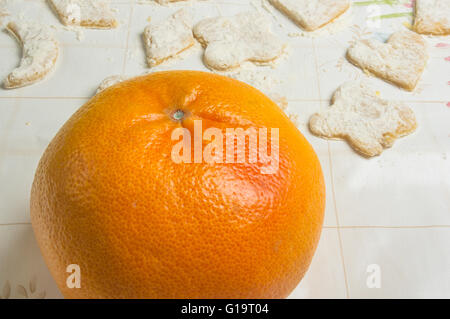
143,9 -> 194,67
193,12 -> 287,71
347,30 -> 428,91
269,0 -> 350,31
309,82 -> 417,157
413,0 -> 450,35
4,21 -> 59,89
96,75 -> 128,93
48,0 -> 118,29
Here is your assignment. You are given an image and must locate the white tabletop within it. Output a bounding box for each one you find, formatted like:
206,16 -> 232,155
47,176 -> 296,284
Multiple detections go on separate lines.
0,0 -> 449,299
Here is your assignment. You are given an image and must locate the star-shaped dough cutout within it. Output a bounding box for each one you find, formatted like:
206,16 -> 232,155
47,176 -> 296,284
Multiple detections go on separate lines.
309,82 -> 417,157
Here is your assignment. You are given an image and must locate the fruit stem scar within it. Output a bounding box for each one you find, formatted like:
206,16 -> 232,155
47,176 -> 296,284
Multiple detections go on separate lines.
172,109 -> 185,121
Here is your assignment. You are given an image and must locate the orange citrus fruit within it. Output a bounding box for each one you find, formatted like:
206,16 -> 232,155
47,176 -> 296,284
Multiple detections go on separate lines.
30,71 -> 325,299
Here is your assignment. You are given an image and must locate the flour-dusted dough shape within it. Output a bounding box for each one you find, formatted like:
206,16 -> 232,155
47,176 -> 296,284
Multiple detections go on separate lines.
48,0 -> 118,29
269,0 -> 350,31
96,75 -> 128,94
4,21 -> 59,89
347,30 -> 427,91
143,9 -> 194,67
193,12 -> 287,71
309,82 -> 417,157
414,0 -> 450,35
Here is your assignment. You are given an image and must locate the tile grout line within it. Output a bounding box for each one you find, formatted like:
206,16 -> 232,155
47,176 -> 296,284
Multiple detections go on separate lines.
61,44 -> 126,49
121,1 -> 135,75
326,141 -> 351,299
215,1 -> 223,16
312,37 -> 350,299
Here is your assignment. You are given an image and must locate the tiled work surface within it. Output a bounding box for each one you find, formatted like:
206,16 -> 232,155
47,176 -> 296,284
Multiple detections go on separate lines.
0,0 -> 449,299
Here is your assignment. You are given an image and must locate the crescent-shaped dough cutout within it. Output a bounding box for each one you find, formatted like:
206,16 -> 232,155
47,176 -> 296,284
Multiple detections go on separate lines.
4,21 -> 59,89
